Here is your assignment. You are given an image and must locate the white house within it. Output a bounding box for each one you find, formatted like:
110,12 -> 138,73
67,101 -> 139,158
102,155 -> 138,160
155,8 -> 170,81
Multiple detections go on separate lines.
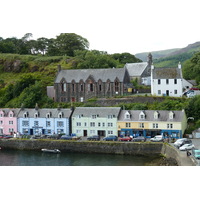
151,62 -> 183,97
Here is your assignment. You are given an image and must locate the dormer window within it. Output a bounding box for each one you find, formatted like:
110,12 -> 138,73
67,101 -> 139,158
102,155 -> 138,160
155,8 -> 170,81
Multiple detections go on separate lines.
46,113 -> 51,118
139,111 -> 145,120
58,112 -> 63,118
169,111 -> 175,119
92,115 -> 98,119
125,111 -> 131,119
23,112 -> 28,118
154,111 -> 159,119
34,113 -> 39,118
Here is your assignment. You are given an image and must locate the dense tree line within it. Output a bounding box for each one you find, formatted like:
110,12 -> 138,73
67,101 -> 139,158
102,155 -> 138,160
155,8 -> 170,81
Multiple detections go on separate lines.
0,33 -> 89,57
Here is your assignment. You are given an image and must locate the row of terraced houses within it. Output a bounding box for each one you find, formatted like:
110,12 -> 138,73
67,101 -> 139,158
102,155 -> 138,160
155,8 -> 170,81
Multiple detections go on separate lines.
0,106 -> 187,139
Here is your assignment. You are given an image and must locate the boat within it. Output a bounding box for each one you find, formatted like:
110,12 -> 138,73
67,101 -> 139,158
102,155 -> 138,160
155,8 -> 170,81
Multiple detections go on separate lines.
41,148 -> 61,153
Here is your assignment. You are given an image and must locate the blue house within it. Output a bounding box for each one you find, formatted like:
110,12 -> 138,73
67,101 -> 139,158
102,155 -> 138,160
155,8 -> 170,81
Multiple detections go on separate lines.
17,105 -> 73,135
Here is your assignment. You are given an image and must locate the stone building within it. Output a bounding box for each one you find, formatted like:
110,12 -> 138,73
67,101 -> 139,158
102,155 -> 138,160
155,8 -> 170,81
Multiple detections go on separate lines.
51,66 -> 131,102
125,53 -> 152,85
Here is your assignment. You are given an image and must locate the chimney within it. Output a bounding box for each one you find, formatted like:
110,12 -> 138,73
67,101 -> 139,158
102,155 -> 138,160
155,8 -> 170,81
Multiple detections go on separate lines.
178,62 -> 181,69
58,65 -> 61,72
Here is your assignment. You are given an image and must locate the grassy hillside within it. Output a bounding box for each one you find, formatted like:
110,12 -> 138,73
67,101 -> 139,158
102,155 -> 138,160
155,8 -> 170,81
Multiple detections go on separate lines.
135,48 -> 180,61
135,41 -> 200,68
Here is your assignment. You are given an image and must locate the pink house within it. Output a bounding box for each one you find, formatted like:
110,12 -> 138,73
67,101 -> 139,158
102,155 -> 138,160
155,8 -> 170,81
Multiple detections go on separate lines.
0,109 -> 20,135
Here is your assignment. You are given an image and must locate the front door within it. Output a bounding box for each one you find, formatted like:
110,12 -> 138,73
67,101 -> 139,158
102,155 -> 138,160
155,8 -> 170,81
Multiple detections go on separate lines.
84,130 -> 87,137
166,90 -> 169,96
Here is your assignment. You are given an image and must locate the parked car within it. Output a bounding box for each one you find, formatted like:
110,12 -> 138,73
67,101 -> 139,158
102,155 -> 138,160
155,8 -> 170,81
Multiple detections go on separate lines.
192,149 -> 200,159
150,135 -> 164,142
60,135 -> 73,140
174,138 -> 192,148
132,136 -> 146,142
60,135 -> 81,140
1,135 -> 14,139
179,143 -> 195,151
118,136 -> 132,142
103,135 -> 118,141
87,135 -> 100,141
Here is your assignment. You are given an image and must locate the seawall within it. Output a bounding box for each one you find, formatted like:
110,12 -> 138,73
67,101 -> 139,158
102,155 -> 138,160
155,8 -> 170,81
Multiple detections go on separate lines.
0,139 -> 196,166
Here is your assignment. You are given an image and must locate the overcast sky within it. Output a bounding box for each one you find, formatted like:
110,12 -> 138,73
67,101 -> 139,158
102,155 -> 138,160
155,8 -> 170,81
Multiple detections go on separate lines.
1,0 -> 200,55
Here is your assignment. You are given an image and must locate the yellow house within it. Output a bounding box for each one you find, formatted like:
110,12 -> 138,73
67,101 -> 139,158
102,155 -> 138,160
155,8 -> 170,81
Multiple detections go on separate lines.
117,110 -> 187,138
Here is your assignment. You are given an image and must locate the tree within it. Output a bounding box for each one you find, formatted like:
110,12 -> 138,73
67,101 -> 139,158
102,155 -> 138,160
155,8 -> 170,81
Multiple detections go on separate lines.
53,33 -> 89,56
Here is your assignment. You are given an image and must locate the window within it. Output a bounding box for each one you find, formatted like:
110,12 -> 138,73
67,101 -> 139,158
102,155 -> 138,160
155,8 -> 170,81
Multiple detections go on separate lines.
34,113 -> 38,118
167,124 -> 173,129
23,113 -> 28,118
57,129 -> 64,134
158,90 -> 161,95
90,130 -> 95,134
108,123 -> 113,127
174,79 -> 177,84
102,123 -> 105,127
8,120 -> 12,124
72,83 -> 75,92
158,79 -> 161,84
0,128 -> 3,134
58,113 -> 63,118
46,113 -> 51,118
76,130 -> 81,134
99,84 -> 102,91
57,121 -> 64,127
108,130 -> 113,134
153,123 -> 158,128
9,114 -> 13,117
22,121 -> 29,126
0,114 -> 3,117
84,122 -> 87,126
47,129 -> 51,134
139,123 -> 144,128
139,112 -> 145,119
80,84 -> 84,92
166,79 -> 169,84
34,121 -> 39,126
46,121 -> 51,127
0,121 -> 3,125
76,122 -> 81,126
9,128 -> 14,133
90,122 -> 95,127
126,123 -> 131,127
89,83 -> 93,92
22,128 -> 28,134
154,111 -> 159,119
174,90 -> 177,94
108,115 -> 113,119
98,122 -> 101,127
91,115 -> 97,119
115,81 -> 119,92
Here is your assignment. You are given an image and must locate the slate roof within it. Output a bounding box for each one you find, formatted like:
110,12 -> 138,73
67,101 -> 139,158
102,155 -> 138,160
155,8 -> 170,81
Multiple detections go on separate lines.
17,108 -> 73,118
118,110 -> 186,122
0,108 -> 20,117
72,107 -> 121,118
55,68 -> 127,83
125,62 -> 148,77
152,67 -> 182,79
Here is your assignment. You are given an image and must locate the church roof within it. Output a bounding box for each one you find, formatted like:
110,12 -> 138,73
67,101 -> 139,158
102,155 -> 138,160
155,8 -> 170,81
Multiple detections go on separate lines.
125,62 -> 148,77
55,68 -> 127,83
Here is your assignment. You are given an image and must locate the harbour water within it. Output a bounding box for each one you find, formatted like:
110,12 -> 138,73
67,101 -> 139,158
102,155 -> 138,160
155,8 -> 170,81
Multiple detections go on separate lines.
0,149 -> 159,166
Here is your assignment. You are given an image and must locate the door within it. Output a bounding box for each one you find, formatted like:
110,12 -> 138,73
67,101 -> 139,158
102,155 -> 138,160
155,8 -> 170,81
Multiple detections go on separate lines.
166,90 -> 169,96
98,130 -> 105,137
84,130 -> 87,137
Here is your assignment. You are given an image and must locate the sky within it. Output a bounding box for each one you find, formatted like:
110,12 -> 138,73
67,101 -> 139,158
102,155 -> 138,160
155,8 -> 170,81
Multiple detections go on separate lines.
1,0 -> 200,55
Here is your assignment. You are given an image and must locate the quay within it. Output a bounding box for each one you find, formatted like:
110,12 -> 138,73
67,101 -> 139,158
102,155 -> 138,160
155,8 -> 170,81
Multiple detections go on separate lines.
0,139 -> 196,166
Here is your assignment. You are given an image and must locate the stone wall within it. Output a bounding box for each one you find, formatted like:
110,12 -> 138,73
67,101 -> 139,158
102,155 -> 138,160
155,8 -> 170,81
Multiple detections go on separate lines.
0,139 -> 162,156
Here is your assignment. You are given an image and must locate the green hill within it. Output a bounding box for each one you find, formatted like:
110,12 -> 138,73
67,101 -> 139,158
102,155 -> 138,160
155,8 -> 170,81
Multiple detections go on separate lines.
135,48 -> 180,61
135,41 -> 200,68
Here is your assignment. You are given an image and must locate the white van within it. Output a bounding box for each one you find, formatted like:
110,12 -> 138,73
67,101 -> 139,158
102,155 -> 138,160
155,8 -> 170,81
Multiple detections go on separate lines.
150,135 -> 164,142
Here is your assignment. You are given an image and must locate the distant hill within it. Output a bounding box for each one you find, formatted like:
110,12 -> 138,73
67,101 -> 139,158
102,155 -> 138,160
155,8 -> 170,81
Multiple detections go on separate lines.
135,48 -> 180,61
135,41 -> 200,68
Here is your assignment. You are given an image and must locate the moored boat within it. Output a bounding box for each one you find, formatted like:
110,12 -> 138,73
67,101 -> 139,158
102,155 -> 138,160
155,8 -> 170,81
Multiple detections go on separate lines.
41,148 -> 61,153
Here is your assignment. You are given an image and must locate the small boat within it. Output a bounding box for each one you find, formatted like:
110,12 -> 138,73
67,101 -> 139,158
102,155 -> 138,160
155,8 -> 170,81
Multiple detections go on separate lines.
41,148 -> 61,153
